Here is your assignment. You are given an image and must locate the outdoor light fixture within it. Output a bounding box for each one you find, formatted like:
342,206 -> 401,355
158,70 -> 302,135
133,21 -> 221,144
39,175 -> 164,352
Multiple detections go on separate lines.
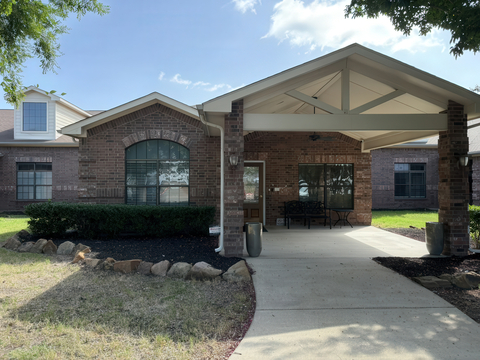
459,155 -> 469,167
229,154 -> 238,166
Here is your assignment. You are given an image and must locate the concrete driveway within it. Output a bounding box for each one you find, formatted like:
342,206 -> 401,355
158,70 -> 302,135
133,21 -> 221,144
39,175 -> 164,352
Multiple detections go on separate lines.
230,226 -> 479,360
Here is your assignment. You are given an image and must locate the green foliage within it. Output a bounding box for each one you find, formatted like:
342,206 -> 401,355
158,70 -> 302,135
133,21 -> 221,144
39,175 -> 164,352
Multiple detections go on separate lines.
469,205 -> 480,248
0,0 -> 109,106
345,0 -> 480,57
24,202 -> 216,238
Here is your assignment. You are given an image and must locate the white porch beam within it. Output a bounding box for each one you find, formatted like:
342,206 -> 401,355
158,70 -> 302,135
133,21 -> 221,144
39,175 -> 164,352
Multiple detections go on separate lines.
285,90 -> 343,115
349,90 -> 407,114
362,131 -> 440,151
295,72 -> 342,114
243,113 -> 447,132
243,62 -> 345,110
341,69 -> 350,113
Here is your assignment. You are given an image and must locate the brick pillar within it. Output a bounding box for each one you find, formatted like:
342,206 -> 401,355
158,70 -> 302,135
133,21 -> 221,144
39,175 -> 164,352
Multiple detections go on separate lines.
223,100 -> 244,257
438,101 -> 469,256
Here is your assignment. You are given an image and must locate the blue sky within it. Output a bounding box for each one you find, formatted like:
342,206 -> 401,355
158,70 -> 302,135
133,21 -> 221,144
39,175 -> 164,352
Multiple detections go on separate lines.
1,0 -> 478,110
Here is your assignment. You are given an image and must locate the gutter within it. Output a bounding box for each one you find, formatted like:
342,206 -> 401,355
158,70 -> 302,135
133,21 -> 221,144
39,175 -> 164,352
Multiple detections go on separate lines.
196,105 -> 225,253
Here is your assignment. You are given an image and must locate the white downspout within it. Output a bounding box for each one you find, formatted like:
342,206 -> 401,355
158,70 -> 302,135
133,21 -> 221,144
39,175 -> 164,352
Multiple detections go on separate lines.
196,105 -> 225,253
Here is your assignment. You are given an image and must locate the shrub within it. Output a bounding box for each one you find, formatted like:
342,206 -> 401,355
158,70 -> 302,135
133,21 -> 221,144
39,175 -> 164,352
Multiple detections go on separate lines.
24,202 -> 216,238
469,205 -> 480,248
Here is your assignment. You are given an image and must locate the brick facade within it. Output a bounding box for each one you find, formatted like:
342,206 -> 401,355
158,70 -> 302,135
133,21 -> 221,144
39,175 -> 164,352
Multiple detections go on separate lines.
371,148 -> 439,209
0,146 -> 79,211
472,158 -> 480,205
244,131 -> 372,226
77,103 -> 221,214
438,101 -> 470,255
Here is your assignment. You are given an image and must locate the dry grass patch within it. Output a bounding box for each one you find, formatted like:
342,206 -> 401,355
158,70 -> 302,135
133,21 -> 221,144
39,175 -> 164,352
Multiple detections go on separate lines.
0,249 -> 255,359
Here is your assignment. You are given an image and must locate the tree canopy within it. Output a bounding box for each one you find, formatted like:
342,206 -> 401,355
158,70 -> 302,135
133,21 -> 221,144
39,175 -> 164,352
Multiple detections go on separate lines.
0,0 -> 109,106
345,0 -> 480,57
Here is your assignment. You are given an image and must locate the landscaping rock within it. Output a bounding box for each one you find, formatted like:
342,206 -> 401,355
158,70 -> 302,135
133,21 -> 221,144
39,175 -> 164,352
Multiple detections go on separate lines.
3,237 -> 21,251
29,239 -> 48,254
186,261 -> 222,281
103,258 -> 116,270
167,262 -> 192,279
72,251 -> 87,264
85,258 -> 101,268
440,272 -> 480,289
17,242 -> 35,252
42,240 -> 57,255
5,230 -> 32,244
412,276 -> 452,289
223,260 -> 252,282
73,243 -> 91,256
151,260 -> 171,276
114,259 -> 142,274
57,241 -> 75,255
137,261 -> 153,275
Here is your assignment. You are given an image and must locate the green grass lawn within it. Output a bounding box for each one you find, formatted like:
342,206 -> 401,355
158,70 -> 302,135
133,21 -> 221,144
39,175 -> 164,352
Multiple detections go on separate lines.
0,215 -> 30,243
372,210 -> 438,229
0,215 -> 255,359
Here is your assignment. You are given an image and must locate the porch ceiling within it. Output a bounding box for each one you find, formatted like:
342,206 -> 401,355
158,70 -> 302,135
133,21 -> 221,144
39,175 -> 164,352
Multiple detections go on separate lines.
202,44 -> 480,152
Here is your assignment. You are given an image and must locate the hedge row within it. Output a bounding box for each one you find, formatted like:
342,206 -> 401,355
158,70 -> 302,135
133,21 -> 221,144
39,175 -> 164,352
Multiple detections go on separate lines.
24,202 -> 216,238
470,205 -> 480,248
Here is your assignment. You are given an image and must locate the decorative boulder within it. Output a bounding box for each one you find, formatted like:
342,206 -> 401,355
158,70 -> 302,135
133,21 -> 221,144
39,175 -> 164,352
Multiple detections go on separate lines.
57,241 -> 75,255
72,243 -> 91,256
42,240 -> 57,255
167,262 -> 192,279
5,230 -> 32,245
3,237 -> 21,251
440,272 -> 480,289
151,260 -> 171,276
85,258 -> 101,268
17,242 -> 35,253
103,258 -> 116,270
186,262 -> 222,281
29,239 -> 48,254
114,259 -> 142,274
72,251 -> 87,264
412,276 -> 452,289
223,260 -> 252,282
137,261 -> 153,275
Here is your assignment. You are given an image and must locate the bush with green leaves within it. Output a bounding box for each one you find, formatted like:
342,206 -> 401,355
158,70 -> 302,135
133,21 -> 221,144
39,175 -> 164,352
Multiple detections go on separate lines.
469,205 -> 480,249
24,202 -> 216,238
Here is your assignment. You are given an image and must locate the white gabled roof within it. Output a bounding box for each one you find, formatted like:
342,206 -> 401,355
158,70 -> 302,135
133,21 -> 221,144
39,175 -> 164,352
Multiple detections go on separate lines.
61,92 -> 200,137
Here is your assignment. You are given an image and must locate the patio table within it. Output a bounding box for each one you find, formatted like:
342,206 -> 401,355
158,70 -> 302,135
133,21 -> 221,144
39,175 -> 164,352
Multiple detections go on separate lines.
331,209 -> 353,228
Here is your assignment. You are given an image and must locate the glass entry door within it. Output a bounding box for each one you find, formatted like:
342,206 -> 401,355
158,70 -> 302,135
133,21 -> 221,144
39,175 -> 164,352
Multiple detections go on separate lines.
243,163 -> 264,224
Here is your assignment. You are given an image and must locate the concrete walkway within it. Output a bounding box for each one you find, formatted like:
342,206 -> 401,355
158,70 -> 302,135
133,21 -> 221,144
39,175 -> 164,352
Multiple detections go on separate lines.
230,226 -> 479,360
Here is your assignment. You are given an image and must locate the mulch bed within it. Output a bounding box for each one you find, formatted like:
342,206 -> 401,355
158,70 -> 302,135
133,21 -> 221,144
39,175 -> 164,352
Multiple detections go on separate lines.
50,235 -> 243,272
374,227 -> 480,324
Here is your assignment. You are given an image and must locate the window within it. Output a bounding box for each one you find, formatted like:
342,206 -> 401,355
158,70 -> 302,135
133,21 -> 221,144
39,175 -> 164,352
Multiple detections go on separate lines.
125,140 -> 189,206
23,102 -> 47,131
17,163 -> 52,200
394,163 -> 426,198
299,164 -> 353,209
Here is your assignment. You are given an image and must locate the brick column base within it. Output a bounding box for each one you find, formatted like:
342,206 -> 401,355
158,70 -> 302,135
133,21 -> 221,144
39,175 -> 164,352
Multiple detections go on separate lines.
438,101 -> 469,256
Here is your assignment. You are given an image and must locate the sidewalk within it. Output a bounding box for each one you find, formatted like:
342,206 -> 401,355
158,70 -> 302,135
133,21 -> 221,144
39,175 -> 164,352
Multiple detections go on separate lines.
230,226 -> 479,360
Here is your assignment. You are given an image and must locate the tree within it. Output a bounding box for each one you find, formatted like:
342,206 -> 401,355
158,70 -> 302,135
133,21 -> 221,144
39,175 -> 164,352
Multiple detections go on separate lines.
345,0 -> 480,57
0,0 -> 109,106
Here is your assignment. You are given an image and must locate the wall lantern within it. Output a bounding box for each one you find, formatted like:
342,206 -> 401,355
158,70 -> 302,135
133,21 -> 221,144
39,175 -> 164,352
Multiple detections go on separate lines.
229,155 -> 239,166
459,155 -> 469,167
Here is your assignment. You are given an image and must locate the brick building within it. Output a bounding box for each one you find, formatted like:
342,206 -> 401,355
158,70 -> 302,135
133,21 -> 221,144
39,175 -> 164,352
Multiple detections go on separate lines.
1,44 -> 479,257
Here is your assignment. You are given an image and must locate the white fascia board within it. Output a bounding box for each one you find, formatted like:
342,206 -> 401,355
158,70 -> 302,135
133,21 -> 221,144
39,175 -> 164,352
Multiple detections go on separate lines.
61,92 -> 199,137
202,48 -> 355,113
243,113 -> 447,132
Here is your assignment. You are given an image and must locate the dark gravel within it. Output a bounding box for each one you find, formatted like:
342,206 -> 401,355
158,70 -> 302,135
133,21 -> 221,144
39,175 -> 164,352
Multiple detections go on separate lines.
50,235 -> 244,272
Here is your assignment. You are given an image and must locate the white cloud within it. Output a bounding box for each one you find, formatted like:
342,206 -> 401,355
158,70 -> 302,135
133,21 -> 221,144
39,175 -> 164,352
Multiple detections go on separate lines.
233,0 -> 260,14
193,81 -> 210,87
206,83 -> 233,92
170,74 -> 192,87
158,72 -> 165,81
263,0 -> 444,53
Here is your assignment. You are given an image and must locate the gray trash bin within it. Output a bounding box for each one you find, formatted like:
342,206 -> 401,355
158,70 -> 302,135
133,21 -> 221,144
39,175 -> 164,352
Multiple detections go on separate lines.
246,222 -> 262,257
425,222 -> 444,255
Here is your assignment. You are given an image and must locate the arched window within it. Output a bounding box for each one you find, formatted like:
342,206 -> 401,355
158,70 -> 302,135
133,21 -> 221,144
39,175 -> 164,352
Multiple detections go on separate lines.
125,140 -> 189,206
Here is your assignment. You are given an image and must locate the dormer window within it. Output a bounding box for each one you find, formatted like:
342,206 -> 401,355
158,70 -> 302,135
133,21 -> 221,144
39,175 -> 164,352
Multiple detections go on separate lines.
23,102 -> 47,131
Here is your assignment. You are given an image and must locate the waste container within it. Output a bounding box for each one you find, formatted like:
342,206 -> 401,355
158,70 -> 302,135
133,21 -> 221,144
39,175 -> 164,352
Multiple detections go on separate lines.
425,222 -> 444,255
246,222 -> 262,257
